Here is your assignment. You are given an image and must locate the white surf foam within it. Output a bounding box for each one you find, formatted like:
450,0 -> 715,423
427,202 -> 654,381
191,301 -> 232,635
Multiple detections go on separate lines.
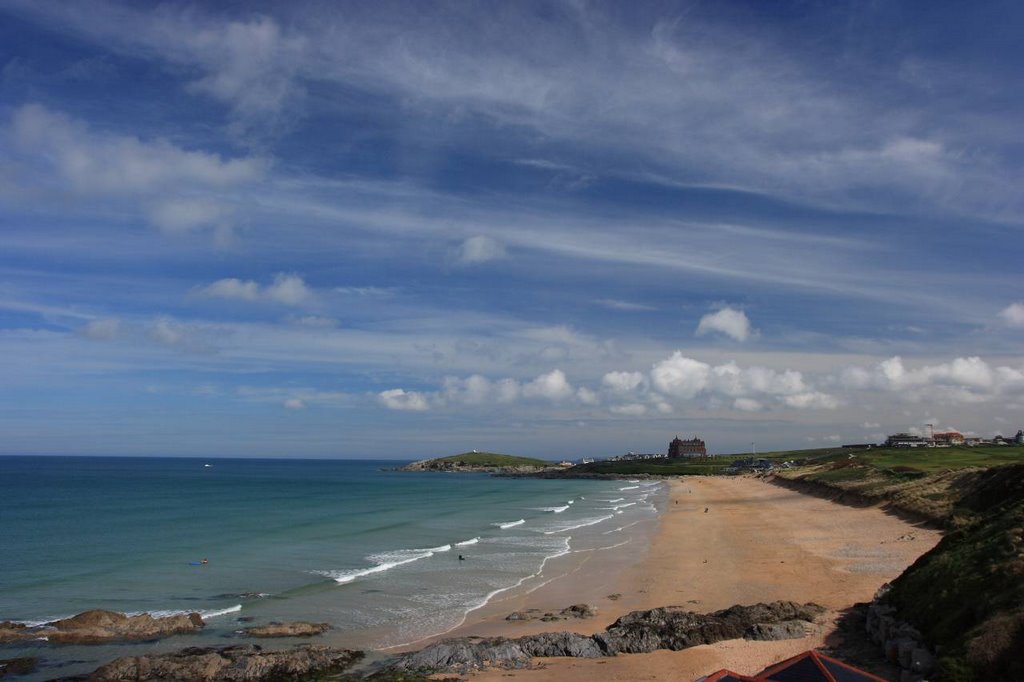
603,520 -> 643,535
419,544 -> 452,553
455,537 -> 480,546
494,519 -> 525,529
386,536 -> 573,650
145,604 -> 242,620
619,485 -> 639,491
202,604 -> 243,619
320,544 -> 443,585
537,505 -> 570,513
542,514 -> 614,535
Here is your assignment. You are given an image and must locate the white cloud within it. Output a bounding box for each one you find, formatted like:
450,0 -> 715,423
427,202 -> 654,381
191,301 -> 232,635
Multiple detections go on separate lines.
196,273 -> 311,305
650,353 -> 711,399
602,370 -> 646,393
284,398 -> 305,409
378,388 -> 430,411
783,392 -> 840,410
733,398 -> 763,412
148,199 -> 233,236
523,369 -> 573,401
183,15 -> 306,130
82,318 -> 120,340
609,403 -> 647,416
999,303 -> 1024,328
837,355 -> 1024,404
9,103 -> 265,237
648,351 -> 834,410
843,356 -> 994,392
289,315 -> 337,328
12,104 -> 264,193
695,307 -> 753,342
455,235 -> 506,265
265,273 -> 312,305
199,278 -> 261,301
594,298 -> 657,312
576,386 -> 599,405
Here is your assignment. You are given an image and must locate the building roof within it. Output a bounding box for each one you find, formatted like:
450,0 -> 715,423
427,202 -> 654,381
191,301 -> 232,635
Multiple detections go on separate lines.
700,650 -> 887,682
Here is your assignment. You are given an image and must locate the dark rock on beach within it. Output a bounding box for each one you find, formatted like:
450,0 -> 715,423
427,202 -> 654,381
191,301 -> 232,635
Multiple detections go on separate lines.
242,621 -> 332,638
389,600 -> 823,673
505,604 -> 597,623
87,643 -> 363,682
0,610 -> 204,645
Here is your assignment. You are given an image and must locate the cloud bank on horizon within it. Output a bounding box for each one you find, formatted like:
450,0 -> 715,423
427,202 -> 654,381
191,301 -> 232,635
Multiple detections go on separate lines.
0,1 -> 1021,457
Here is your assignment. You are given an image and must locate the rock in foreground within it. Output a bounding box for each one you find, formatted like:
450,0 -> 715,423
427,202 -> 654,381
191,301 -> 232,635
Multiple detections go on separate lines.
0,610 -> 204,645
88,644 -> 363,682
242,621 -> 332,637
390,600 -> 823,674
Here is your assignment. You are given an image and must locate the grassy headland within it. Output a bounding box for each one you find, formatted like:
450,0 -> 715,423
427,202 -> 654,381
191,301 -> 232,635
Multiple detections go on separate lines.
400,452 -> 552,472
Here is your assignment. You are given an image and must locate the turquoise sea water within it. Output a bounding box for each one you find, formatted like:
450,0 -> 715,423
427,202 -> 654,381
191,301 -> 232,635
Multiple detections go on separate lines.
0,456 -> 663,679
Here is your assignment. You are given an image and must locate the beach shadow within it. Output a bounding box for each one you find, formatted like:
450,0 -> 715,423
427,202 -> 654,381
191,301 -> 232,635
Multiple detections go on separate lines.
820,604 -> 900,681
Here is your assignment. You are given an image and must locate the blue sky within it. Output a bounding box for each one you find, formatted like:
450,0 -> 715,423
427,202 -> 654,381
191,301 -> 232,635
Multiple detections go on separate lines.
1,0 -> 1022,458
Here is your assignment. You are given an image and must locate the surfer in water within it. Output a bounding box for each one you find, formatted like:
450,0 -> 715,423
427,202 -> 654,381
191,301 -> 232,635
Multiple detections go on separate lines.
458,554 -> 466,561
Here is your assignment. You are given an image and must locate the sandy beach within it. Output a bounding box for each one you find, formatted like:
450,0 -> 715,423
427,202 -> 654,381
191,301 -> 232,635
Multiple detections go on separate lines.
431,475 -> 942,681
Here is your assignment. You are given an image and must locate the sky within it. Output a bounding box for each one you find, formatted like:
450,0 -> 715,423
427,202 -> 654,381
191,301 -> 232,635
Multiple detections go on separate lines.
1,0 -> 1022,458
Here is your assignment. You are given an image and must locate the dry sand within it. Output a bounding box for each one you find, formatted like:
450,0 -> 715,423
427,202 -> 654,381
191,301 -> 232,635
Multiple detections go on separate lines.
435,475 -> 942,681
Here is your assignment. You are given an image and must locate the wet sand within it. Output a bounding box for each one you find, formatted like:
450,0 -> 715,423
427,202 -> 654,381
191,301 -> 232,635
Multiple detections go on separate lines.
432,475 -> 942,681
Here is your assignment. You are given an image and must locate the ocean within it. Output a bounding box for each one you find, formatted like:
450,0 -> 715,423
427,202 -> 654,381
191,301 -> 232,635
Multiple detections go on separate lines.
0,456 -> 664,679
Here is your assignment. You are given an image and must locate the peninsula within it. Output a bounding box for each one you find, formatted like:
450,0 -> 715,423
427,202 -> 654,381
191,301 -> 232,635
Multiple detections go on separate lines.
399,451 -> 554,473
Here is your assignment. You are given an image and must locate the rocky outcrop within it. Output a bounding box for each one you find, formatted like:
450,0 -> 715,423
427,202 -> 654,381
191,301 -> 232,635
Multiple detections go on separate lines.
0,623 -> 34,644
88,644 -> 363,682
0,610 -> 204,645
242,621 -> 332,638
505,604 -> 597,622
389,601 -> 823,674
599,601 -> 824,654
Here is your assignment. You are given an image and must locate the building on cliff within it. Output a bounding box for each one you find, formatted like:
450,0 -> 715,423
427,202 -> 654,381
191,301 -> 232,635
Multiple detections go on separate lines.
668,435 -> 707,458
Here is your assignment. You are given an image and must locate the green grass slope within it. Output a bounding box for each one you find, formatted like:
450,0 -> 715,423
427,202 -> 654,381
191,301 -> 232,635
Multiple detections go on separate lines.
429,452 -> 551,467
883,464 -> 1024,681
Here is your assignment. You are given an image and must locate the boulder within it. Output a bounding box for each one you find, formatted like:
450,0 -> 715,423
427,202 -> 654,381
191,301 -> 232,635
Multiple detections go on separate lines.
242,622 -> 332,638
87,643 -> 363,682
